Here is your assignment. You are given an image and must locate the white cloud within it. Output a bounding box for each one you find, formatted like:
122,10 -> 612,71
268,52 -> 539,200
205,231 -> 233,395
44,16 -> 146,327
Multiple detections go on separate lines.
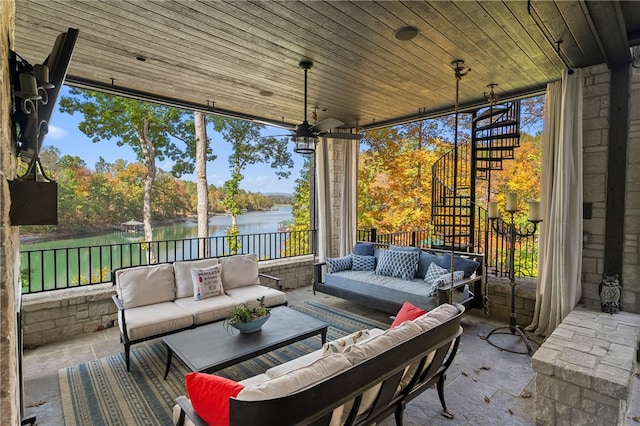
45,125 -> 68,140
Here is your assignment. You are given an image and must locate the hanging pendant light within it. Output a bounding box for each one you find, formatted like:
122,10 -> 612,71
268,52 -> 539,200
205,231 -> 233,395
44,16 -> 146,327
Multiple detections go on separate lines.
293,61 -> 318,155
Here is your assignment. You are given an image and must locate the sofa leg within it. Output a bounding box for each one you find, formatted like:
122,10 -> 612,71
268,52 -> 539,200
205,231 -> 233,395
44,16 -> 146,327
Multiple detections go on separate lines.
436,374 -> 447,411
394,402 -> 405,426
124,343 -> 131,372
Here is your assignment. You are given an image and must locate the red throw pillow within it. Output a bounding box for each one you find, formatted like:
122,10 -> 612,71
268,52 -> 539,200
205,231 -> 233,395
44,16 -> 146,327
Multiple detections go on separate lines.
185,372 -> 245,426
390,302 -> 426,328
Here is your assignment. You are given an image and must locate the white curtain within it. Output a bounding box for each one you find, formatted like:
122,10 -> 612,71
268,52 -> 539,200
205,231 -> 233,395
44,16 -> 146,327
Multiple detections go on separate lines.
316,137 -> 358,260
527,69 -> 583,337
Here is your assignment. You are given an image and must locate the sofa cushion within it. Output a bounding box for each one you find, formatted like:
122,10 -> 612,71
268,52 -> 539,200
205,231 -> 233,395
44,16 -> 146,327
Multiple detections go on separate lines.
439,253 -> 480,278
185,372 -> 244,426
375,249 -> 419,281
119,302 -> 193,341
322,330 -> 371,356
174,294 -> 240,325
174,258 -> 219,299
225,285 -> 287,309
326,255 -> 352,273
115,263 -> 176,309
351,254 -> 376,271
390,302 -> 426,328
414,303 -> 460,330
237,353 -> 352,401
342,321 -> 423,365
352,242 -> 375,256
415,251 -> 442,279
191,264 -> 224,300
220,254 -> 260,289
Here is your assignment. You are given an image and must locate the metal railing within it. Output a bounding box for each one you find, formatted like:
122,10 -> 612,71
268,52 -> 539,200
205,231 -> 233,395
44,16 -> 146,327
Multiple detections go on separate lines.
20,229 -> 316,294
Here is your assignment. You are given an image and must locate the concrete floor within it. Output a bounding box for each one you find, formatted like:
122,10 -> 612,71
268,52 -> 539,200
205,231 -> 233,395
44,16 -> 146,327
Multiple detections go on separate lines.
22,286 -> 640,425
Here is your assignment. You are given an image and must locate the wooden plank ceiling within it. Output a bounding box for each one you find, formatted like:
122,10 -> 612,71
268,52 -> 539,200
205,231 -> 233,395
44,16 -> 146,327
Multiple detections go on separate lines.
13,0 -> 640,132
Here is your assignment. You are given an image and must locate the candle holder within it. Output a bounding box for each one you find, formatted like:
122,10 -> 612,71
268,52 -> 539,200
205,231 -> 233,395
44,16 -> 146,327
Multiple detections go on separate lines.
485,204 -> 541,356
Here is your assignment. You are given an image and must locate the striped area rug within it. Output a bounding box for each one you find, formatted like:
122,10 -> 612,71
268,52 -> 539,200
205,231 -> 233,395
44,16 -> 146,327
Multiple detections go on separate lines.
59,301 -> 389,426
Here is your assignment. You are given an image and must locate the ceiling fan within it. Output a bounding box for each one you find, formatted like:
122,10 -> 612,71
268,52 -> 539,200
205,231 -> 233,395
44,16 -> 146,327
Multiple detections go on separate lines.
290,60 -> 362,155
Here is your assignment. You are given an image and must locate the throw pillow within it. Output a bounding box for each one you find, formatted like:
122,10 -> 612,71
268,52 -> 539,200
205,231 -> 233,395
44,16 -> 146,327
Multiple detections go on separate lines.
322,329 -> 371,356
415,251 -> 441,279
439,253 -> 480,278
351,254 -> 376,271
438,270 -> 465,285
325,255 -> 352,273
191,264 -> 223,301
375,249 -> 419,281
390,301 -> 426,328
185,372 -> 245,426
424,262 -> 449,297
352,242 -> 375,256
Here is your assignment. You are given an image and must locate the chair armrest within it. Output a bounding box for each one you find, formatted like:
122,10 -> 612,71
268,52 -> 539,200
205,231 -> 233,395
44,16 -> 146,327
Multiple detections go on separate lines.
313,262 -> 327,293
174,396 -> 208,426
112,293 -> 125,311
258,272 -> 282,291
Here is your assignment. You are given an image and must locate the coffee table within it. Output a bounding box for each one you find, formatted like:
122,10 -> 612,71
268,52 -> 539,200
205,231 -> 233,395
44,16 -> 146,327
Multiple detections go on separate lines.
162,306 -> 328,379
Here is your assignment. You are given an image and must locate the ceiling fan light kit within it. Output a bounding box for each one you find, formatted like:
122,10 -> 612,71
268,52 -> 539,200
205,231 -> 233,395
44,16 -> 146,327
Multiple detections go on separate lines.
290,60 -> 355,155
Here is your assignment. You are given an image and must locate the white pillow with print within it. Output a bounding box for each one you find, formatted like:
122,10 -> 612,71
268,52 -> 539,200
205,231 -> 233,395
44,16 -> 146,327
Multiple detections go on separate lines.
424,262 -> 448,297
191,264 -> 223,300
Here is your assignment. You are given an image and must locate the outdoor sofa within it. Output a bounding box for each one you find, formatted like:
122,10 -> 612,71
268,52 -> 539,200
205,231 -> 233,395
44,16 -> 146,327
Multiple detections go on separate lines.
173,303 -> 464,426
111,253 -> 287,371
314,243 -> 484,314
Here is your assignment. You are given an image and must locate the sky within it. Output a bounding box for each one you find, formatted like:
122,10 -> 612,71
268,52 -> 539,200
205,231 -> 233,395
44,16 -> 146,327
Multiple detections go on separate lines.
44,86 -> 305,194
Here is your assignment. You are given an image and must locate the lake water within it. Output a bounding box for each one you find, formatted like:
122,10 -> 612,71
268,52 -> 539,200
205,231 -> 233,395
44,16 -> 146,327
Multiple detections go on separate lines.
21,205 -> 293,250
20,206 -> 296,292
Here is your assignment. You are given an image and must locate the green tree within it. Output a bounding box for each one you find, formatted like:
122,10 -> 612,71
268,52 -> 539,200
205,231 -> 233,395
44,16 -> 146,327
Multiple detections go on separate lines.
59,89 -> 203,262
212,118 -> 293,252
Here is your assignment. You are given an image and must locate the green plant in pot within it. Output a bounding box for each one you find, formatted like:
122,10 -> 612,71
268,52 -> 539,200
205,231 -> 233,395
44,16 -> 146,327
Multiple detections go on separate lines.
225,296 -> 271,334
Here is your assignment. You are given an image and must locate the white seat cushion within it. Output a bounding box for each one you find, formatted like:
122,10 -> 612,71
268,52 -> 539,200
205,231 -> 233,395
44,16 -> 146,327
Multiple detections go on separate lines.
225,285 -> 287,308
265,350 -> 323,378
174,295 -> 240,325
173,258 -> 219,299
239,373 -> 271,387
219,254 -> 260,289
120,302 -> 193,341
115,263 -> 176,308
237,353 -> 351,401
342,321 -> 422,365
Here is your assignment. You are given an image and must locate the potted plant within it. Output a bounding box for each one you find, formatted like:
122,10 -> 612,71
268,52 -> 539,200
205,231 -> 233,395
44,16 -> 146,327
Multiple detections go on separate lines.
225,296 -> 271,334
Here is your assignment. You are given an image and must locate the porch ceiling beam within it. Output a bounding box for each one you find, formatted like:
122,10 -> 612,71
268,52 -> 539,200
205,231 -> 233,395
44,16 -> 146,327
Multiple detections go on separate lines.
584,1 -> 633,67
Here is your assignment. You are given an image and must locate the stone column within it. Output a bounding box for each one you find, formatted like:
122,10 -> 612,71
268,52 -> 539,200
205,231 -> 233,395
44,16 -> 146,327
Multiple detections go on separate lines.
1,1 -> 21,424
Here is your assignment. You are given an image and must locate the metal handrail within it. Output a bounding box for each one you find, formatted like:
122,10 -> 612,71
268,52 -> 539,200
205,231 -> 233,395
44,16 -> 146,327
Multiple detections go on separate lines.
20,229 -> 316,294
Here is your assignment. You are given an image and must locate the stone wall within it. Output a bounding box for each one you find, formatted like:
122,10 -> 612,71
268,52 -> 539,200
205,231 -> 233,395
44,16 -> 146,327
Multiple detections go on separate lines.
485,276 -> 537,327
22,256 -> 316,347
531,307 -> 640,425
582,64 -> 640,313
624,66 -> 640,312
0,1 -> 20,424
581,64 -> 610,309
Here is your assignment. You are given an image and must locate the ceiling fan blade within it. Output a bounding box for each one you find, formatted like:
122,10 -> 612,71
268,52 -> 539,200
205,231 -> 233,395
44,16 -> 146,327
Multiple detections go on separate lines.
322,132 -> 364,140
311,117 -> 344,133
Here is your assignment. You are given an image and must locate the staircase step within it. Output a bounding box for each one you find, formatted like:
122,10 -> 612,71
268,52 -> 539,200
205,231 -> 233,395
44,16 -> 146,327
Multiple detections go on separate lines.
474,119 -> 519,132
474,132 -> 521,142
473,106 -> 509,122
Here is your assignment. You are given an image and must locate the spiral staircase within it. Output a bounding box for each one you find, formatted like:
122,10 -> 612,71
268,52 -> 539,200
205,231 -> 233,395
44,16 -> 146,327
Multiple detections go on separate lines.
431,100 -> 521,251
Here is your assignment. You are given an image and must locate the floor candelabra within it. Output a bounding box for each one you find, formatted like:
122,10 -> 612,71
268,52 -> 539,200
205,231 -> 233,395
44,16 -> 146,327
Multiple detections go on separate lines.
485,194 -> 541,355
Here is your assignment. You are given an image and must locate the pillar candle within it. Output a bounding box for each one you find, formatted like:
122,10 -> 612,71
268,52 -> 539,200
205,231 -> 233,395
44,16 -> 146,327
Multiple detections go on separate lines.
506,192 -> 517,212
528,201 -> 541,222
488,201 -> 499,219
19,73 -> 38,97
34,64 -> 50,85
